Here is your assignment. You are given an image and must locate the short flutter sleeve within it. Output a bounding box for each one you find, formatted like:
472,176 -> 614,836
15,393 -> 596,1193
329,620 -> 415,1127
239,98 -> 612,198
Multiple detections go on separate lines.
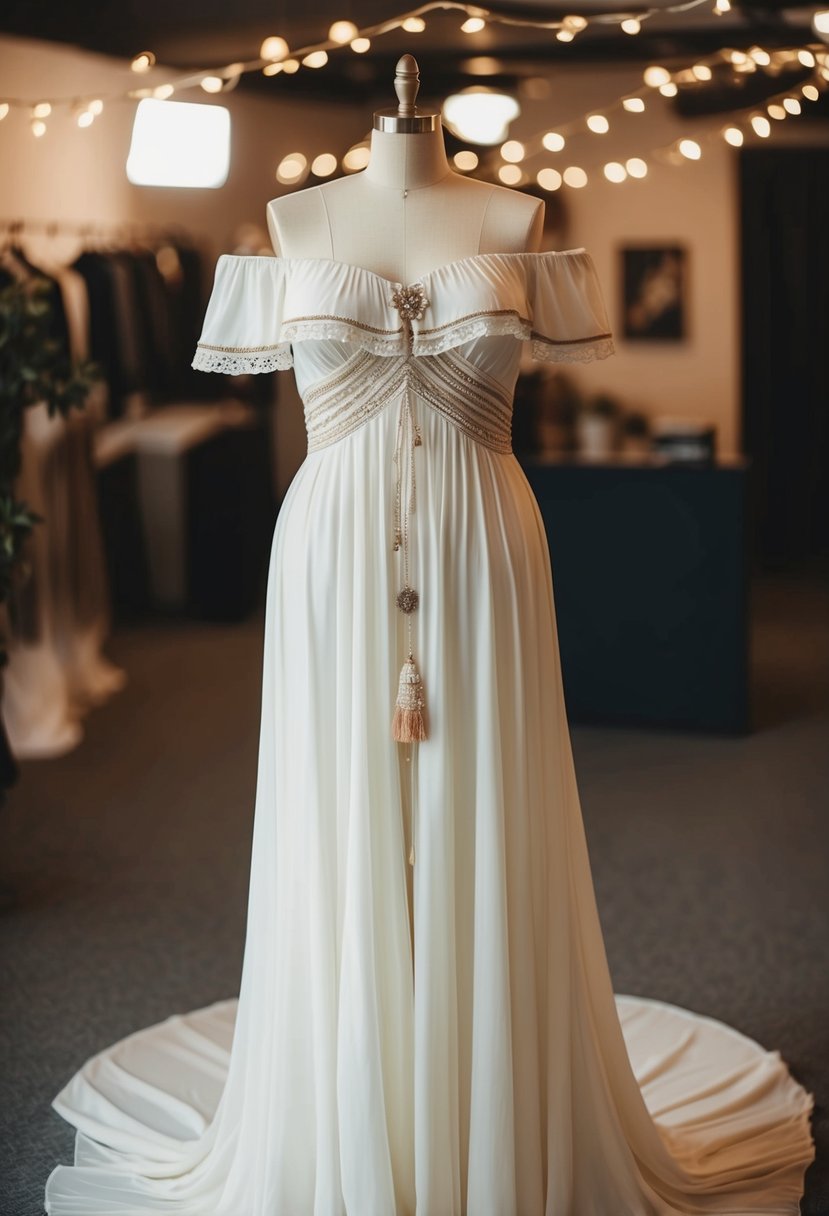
526,248 -> 615,363
192,254 -> 293,374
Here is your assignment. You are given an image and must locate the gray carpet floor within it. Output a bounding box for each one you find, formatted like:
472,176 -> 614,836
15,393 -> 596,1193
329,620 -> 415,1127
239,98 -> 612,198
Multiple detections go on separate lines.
1,571 -> 827,1215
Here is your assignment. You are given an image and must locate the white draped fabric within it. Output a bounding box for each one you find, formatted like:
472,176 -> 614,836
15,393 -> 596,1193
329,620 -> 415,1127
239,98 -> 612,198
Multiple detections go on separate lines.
45,249 -> 814,1216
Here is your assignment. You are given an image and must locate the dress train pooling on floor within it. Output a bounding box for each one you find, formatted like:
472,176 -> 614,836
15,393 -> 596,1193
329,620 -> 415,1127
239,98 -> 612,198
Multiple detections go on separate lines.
45,248 -> 814,1215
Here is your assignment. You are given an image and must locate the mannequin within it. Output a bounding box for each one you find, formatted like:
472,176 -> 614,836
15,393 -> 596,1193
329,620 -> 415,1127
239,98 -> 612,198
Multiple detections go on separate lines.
266,54 -> 544,284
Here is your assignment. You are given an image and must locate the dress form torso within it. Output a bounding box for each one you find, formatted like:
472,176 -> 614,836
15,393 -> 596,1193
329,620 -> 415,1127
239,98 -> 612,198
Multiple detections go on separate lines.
266,126 -> 545,283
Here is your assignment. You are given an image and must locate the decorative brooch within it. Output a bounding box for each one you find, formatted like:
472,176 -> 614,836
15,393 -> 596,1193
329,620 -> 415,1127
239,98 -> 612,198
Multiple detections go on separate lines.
389,282 -> 429,322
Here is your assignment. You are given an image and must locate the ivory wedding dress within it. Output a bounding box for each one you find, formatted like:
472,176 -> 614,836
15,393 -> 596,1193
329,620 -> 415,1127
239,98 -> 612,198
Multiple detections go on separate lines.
45,247 -> 815,1215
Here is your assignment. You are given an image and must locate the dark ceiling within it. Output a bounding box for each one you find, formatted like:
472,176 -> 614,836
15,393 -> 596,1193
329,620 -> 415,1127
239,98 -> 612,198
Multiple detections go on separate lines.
1,0 -> 826,116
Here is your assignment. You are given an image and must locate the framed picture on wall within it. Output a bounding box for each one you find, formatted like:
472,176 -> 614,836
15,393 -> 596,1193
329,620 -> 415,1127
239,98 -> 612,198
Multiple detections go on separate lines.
620,245 -> 688,340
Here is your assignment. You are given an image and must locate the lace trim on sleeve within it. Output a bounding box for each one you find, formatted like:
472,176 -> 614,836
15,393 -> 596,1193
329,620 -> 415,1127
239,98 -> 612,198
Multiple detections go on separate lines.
192,345 -> 294,374
530,334 -> 616,363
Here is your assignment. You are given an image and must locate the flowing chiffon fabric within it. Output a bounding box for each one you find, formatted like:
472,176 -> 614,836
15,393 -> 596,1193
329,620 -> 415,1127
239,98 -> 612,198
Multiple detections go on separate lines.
45,249 -> 814,1215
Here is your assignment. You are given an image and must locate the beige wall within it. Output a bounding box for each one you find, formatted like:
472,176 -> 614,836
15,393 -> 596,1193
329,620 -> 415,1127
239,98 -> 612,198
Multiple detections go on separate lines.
2,34 -> 826,481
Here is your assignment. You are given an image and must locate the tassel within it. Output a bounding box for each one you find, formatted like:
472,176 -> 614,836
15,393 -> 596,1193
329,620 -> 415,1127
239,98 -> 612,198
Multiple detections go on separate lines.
392,652 -> 428,742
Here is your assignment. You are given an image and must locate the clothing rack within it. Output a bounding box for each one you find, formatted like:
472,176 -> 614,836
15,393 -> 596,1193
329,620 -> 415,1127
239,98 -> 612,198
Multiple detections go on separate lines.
1,217 -> 199,246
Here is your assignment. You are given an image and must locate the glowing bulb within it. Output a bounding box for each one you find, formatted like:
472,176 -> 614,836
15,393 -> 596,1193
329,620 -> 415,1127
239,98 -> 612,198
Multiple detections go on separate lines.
0,103 -> 9,121
276,152 -> 308,184
692,64 -> 712,80
281,58 -> 300,74
814,10 -> 829,34
302,51 -> 328,68
500,139 -> 524,163
87,98 -> 104,115
767,103 -> 786,120
724,126 -> 743,145
730,50 -> 747,64
625,157 -> 648,178
643,65 -> 670,87
603,162 -> 627,182
659,82 -> 678,97
402,17 -> 425,32
621,18 -> 641,34
714,0 -> 731,11
201,76 -> 223,93
77,110 -> 94,128
783,97 -> 801,115
329,21 -> 358,44
498,164 -> 522,185
131,52 -> 155,73
678,138 -> 701,159
454,150 -> 479,171
311,152 -> 337,177
798,50 -> 815,68
563,14 -> 588,30
586,114 -> 609,133
343,144 -> 370,171
154,84 -> 174,99
623,97 -> 646,111
751,114 -> 771,137
802,84 -> 819,101
563,165 -> 587,188
748,46 -> 771,66
32,101 -> 51,118
261,36 -> 289,60
351,37 -> 371,53
31,119 -> 47,136
461,17 -> 485,33
537,167 -> 562,191
542,131 -> 565,151
556,29 -> 575,42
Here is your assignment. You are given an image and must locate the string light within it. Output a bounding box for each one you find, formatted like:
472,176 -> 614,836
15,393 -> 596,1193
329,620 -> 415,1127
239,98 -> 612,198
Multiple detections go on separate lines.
767,103 -> 787,119
623,97 -> 646,111
31,119 -> 46,137
621,19 -> 641,35
153,84 -> 174,99
643,66 -> 671,87
798,50 -> 816,67
678,138 -> 701,158
311,152 -> 338,176
453,150 -> 479,170
783,97 -> 801,114
542,131 -> 566,151
281,58 -> 300,74
200,76 -> 224,93
723,126 -> 744,145
302,51 -> 329,68
328,21 -> 358,44
603,161 -> 627,182
461,17 -> 486,33
130,52 -> 155,73
626,157 -> 648,177
563,166 -> 588,187
0,104 -> 9,121
802,83 -> 819,100
537,167 -> 562,190
498,164 -> 522,184
750,113 -> 771,136
500,139 -> 524,162
260,36 -> 289,61
401,16 -> 426,32
556,30 -> 575,42
714,0 -> 731,12
32,102 -> 51,118
586,114 -> 610,133
660,82 -> 679,97
351,37 -> 371,53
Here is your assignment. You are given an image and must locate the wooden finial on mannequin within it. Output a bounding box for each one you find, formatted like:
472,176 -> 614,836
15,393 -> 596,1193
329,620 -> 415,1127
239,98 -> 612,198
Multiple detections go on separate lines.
374,54 -> 438,133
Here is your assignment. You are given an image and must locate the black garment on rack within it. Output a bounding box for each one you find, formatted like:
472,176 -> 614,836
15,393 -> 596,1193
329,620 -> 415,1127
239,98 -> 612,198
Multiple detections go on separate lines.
72,251 -> 129,418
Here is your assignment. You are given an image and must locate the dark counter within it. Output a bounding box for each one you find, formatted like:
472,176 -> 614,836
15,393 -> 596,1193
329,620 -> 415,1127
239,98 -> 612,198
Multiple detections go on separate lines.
520,454 -> 750,734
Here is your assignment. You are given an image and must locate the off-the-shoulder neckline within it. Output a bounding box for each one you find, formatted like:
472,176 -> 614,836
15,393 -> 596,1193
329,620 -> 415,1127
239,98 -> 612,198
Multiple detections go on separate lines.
219,247 -> 589,291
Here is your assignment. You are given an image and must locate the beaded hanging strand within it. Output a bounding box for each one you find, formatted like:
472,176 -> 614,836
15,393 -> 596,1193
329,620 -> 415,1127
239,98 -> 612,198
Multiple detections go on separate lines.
390,283 -> 428,773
